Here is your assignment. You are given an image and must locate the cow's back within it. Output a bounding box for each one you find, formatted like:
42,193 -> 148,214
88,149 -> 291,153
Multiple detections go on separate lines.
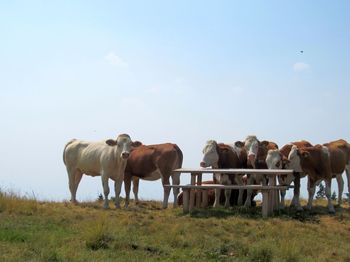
280,140 -> 312,158
64,140 -> 115,174
217,144 -> 243,168
323,140 -> 348,174
325,139 -> 350,163
126,143 -> 182,178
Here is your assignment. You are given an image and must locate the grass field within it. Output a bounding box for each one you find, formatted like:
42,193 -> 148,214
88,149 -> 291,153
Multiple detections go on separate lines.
1,190 -> 350,262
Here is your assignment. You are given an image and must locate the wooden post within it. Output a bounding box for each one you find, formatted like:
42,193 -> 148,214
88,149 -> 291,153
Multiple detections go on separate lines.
262,190 -> 269,218
267,176 -> 275,215
274,176 -> 280,211
189,173 -> 196,212
202,190 -> 208,208
183,189 -> 189,213
196,173 -> 202,208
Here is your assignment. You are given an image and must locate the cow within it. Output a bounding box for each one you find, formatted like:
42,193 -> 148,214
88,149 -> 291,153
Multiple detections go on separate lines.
266,140 -> 312,209
200,140 -> 251,208
124,143 -> 183,209
63,134 -> 135,209
323,139 -> 350,205
290,144 -> 335,213
243,135 -> 279,207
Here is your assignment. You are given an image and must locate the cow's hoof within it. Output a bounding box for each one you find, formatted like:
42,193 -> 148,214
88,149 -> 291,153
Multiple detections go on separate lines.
296,206 -> 303,212
304,205 -> 312,211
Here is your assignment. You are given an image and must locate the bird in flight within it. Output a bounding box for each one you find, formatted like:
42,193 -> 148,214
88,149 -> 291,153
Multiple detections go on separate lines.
300,50 -> 304,53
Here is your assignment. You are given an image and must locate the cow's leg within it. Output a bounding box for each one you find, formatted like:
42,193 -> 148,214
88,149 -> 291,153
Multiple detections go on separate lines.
67,168 -> 82,204
171,173 -> 180,208
124,174 -> 132,208
114,177 -> 123,209
213,188 -> 221,208
221,174 -> 231,208
346,163 -> 350,206
132,176 -> 140,205
306,177 -> 316,210
213,173 -> 221,208
244,175 -> 254,207
336,174 -> 344,205
325,178 -> 335,213
162,176 -> 171,209
235,175 -> 244,206
101,174 -> 110,209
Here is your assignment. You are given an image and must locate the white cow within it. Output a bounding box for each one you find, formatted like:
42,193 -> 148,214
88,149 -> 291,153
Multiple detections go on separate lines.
63,134 -> 134,209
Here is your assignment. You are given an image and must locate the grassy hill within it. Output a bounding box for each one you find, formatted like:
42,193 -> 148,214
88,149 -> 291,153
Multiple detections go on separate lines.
1,191 -> 350,262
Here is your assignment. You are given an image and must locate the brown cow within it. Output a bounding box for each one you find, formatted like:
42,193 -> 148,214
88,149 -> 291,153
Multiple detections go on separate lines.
243,136 -> 279,207
292,145 -> 335,213
266,140 -> 312,210
200,140 -> 253,208
323,139 -> 350,205
124,143 -> 183,209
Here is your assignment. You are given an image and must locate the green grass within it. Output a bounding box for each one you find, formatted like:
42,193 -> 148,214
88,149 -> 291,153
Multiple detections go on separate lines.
1,191 -> 350,261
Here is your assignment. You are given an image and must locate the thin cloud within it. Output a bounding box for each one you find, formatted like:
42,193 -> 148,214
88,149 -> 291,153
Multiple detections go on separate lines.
293,62 -> 310,72
105,52 -> 128,68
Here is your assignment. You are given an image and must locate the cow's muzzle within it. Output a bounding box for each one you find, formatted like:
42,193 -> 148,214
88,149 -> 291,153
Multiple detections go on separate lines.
121,152 -> 130,159
248,154 -> 256,167
200,161 -> 207,168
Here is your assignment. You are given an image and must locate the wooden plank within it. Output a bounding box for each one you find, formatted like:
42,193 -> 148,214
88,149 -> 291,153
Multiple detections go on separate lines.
164,184 -> 291,190
189,173 -> 196,212
172,168 -> 293,175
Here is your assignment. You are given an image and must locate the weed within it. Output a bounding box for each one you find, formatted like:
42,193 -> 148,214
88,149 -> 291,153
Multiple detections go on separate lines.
84,216 -> 113,250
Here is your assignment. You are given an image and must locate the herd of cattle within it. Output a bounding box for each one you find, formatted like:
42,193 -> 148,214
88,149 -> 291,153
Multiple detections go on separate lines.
63,134 -> 350,213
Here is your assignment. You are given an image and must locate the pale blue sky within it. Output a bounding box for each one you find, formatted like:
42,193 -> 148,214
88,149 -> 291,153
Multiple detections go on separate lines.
1,1 -> 350,201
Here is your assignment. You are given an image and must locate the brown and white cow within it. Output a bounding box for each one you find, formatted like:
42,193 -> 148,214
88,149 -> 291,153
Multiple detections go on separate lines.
63,134 -> 135,209
291,145 -> 335,213
200,140 -> 249,208
243,135 -> 279,207
323,139 -> 350,205
266,140 -> 312,209
124,143 -> 183,209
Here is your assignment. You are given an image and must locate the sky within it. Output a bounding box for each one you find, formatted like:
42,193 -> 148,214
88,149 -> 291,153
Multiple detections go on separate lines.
1,1 -> 350,202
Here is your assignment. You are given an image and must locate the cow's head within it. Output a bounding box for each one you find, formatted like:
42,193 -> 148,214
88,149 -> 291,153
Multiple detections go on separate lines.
287,145 -> 303,172
244,135 -> 260,168
266,149 -> 283,169
105,134 -> 137,160
267,149 -> 294,185
200,140 -> 219,168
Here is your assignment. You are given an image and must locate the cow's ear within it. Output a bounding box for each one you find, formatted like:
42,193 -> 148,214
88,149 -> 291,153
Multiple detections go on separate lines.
106,139 -> 117,146
235,141 -> 244,148
302,151 -> 310,158
260,141 -> 269,147
132,141 -> 142,147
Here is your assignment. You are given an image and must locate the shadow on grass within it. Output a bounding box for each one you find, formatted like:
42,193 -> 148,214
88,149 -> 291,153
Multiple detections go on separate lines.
180,203 -> 350,223
186,206 -> 262,219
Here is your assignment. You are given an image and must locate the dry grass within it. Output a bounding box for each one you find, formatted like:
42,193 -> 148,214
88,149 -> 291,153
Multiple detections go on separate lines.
1,190 -> 350,261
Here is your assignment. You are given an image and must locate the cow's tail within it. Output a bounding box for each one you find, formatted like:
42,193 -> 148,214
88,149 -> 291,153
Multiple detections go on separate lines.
63,139 -> 76,166
174,144 -> 183,169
